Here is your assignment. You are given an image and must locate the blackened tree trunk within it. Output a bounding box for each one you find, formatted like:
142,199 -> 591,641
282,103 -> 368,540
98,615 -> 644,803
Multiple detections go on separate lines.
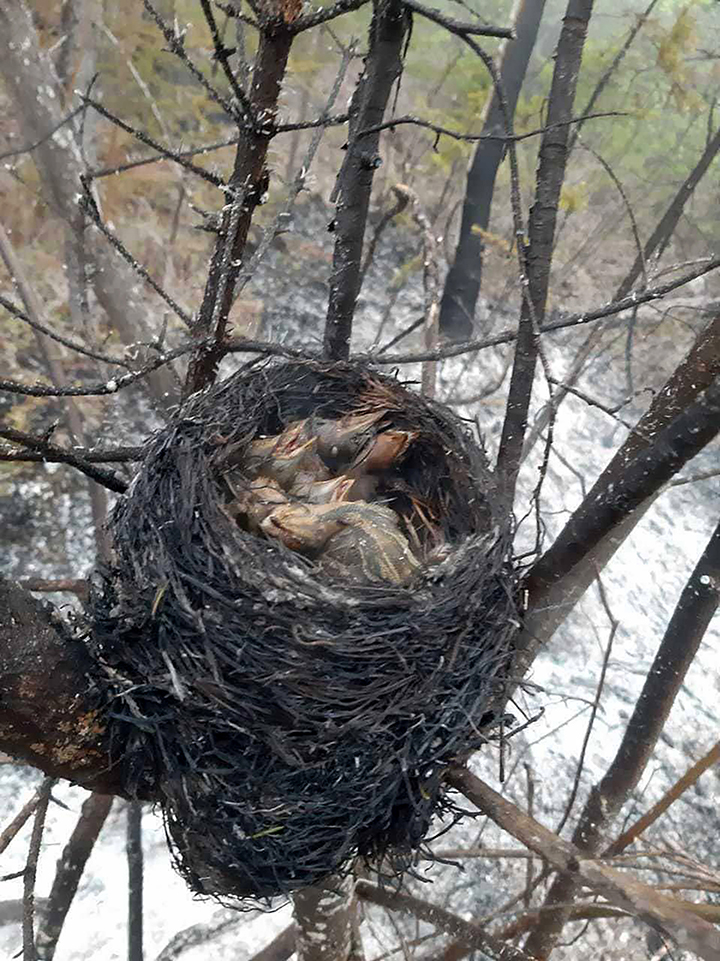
439,0 -> 547,342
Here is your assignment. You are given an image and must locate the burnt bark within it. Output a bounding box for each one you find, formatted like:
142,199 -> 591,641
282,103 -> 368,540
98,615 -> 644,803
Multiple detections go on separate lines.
294,877 -> 357,961
323,0 -> 410,360
0,578 -> 129,796
439,0 -> 548,341
523,115 -> 720,458
127,801 -> 144,961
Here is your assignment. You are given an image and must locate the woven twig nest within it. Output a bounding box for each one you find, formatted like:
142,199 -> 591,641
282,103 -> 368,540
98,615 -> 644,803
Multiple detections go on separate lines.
90,359 -> 520,901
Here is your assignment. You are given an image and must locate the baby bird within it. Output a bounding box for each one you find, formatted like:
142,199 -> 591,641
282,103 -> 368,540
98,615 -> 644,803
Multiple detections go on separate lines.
347,429 -> 419,476
246,436 -> 330,489
287,473 -> 356,504
223,472 -> 288,531
312,410 -> 386,472
261,501 -> 420,585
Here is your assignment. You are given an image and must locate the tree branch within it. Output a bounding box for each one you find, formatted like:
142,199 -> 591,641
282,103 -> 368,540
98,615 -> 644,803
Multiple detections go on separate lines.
323,0 -> 410,359
517,314 -> 720,676
0,578 -> 132,797
447,767 -> 720,961
495,0 -> 595,507
186,5 -> 294,394
355,880 -> 531,961
36,792 -> 113,960
523,514 -> 720,957
361,257 -> 720,365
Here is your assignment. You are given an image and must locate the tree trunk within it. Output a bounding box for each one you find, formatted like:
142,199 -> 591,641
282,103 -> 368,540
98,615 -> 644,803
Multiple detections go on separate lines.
439,0 -> 548,341
0,2 -> 179,413
293,876 -> 358,961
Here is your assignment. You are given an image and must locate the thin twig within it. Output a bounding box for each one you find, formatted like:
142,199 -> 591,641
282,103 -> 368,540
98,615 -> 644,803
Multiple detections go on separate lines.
362,256 -> 720,364
199,0 -> 255,118
23,777 -> 54,961
356,880 -> 532,961
401,0 -> 513,38
36,793 -> 113,960
360,110 -> 624,144
606,739 -> 720,857
79,180 -> 194,327
83,96 -> 227,187
555,574 -> 618,835
142,0 -> 243,121
0,294 -> 129,368
0,789 -> 43,857
0,427 -> 128,493
0,106 -> 84,162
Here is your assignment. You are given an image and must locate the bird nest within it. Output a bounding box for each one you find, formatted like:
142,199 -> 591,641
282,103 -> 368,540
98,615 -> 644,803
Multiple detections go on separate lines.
89,358 -> 521,902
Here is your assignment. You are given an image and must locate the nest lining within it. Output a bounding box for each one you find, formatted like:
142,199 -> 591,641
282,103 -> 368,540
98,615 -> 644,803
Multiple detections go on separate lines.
89,359 -> 520,902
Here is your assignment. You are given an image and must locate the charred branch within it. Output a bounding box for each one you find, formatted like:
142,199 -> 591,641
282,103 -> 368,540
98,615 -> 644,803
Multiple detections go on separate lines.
523,516 -> 720,958
448,768 -> 720,961
323,0 -> 410,360
187,9 -> 294,394
495,0 -> 595,507
0,578 -> 132,797
36,793 -> 114,960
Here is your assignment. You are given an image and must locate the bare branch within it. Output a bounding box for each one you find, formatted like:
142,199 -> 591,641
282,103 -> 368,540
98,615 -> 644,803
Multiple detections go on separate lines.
127,801 -> 144,961
141,0 -> 244,121
607,739 -> 720,857
361,257 -> 720,364
154,910 -> 244,961
323,0 -> 410,359
290,0 -> 370,32
199,0 -> 256,118
518,312 -> 720,675
36,793 -> 113,960
0,427 -> 129,493
24,777 -> 54,961
187,7 -> 294,394
0,106 -> 84,163
401,0 -> 513,39
447,767 -> 720,961
18,580 -> 90,601
495,0 -> 594,508
0,788 -> 44,857
356,880 -> 532,961
83,96 -> 228,188
79,181 -> 194,327
0,293 -> 129,368
523,515 -> 720,957
0,577 -> 142,796
359,110 -> 624,144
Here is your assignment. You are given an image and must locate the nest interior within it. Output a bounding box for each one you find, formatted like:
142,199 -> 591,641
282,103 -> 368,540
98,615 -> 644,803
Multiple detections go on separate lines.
89,359 -> 520,902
